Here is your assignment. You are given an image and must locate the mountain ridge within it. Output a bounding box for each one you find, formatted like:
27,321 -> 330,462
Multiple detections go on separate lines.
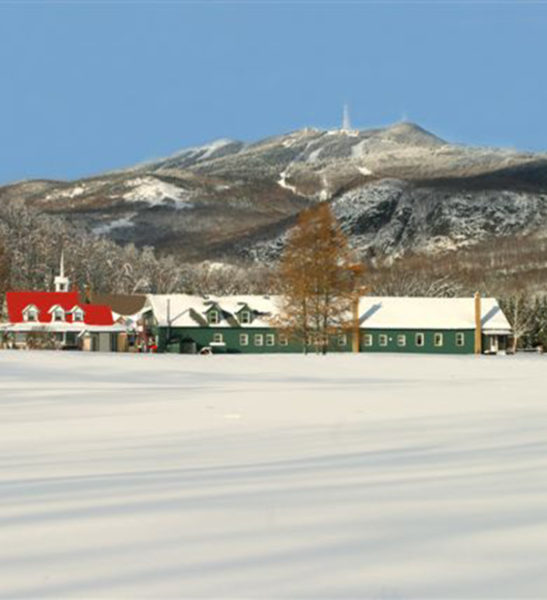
1,121 -> 546,266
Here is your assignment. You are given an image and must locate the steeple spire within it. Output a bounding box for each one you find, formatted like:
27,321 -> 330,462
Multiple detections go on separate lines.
54,250 -> 70,293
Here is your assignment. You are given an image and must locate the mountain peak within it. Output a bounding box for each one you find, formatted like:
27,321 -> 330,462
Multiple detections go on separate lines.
383,121 -> 446,146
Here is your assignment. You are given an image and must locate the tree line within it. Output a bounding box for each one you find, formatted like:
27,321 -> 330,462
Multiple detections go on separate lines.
0,199 -> 545,350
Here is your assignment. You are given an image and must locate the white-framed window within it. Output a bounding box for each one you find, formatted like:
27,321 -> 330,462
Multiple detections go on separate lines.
338,334 -> 347,347
434,333 -> 444,347
397,334 -> 406,347
266,333 -> 275,346
53,308 -> 65,322
415,333 -> 425,347
456,332 -> 465,347
72,308 -> 84,322
208,310 -> 220,324
212,333 -> 223,344
379,334 -> 388,347
239,333 -> 249,346
279,334 -> 288,346
362,333 -> 373,347
240,311 -> 251,324
254,334 -> 264,346
23,305 -> 39,322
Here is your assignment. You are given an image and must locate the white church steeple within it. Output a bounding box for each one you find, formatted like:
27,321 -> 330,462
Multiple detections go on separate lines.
54,251 -> 70,293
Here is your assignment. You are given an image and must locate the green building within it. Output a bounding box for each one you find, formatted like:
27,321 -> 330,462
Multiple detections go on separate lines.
143,294 -> 512,355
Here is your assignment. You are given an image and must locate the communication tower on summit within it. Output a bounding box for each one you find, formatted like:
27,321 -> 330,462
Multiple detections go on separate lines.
342,104 -> 351,132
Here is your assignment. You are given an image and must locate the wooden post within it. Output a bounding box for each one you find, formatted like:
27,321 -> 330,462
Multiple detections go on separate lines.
474,291 -> 482,355
118,332 -> 128,353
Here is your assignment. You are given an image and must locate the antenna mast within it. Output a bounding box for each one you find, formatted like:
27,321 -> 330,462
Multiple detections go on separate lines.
342,104 -> 351,131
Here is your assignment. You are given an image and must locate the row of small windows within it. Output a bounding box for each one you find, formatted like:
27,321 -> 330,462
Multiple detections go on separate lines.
211,332 -> 349,347
211,332 -> 467,348
208,309 -> 252,325
306,334 -> 348,347
23,306 -> 84,323
211,333 -> 289,346
361,332 -> 465,348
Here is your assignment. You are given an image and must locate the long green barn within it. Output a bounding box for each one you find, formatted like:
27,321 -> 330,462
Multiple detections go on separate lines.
142,294 -> 512,355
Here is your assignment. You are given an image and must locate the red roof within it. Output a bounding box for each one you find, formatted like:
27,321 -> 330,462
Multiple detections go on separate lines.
6,291 -> 115,326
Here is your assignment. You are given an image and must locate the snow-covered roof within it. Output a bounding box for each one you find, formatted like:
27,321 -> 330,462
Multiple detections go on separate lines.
145,294 -> 512,333
145,294 -> 282,328
358,296 -> 512,332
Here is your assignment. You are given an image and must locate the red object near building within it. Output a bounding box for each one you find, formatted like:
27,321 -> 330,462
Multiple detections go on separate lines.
0,253 -> 124,351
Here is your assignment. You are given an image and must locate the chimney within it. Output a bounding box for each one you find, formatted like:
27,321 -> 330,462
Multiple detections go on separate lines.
474,291 -> 482,355
352,294 -> 360,353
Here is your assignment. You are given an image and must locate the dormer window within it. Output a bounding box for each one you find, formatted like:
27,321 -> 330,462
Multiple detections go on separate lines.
52,307 -> 65,322
72,307 -> 84,322
23,305 -> 39,322
208,310 -> 220,325
240,311 -> 251,324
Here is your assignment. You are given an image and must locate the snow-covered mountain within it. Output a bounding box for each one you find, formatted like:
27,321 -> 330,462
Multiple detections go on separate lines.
1,122 -> 546,263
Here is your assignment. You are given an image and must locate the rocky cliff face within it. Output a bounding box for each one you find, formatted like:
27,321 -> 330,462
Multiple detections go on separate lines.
1,122 -> 546,263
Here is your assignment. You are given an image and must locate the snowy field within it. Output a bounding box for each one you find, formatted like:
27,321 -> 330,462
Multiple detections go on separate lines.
1,351 -> 547,599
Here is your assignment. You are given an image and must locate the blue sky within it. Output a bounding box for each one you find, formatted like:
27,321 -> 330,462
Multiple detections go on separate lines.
0,1 -> 546,183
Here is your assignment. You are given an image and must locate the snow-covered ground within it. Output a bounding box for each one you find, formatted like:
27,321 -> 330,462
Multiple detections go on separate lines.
1,352 -> 546,598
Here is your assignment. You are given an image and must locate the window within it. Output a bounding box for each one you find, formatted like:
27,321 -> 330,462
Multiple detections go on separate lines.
456,332 -> 465,347
24,306 -> 38,322
239,333 -> 249,346
254,334 -> 264,346
397,334 -> 406,347
266,333 -> 275,346
338,334 -> 347,347
53,308 -> 65,322
379,334 -> 388,347
279,334 -> 288,346
362,333 -> 373,347
434,333 -> 443,347
240,311 -> 251,324
415,333 -> 425,347
73,309 -> 84,322
212,333 -> 223,344
208,310 -> 220,324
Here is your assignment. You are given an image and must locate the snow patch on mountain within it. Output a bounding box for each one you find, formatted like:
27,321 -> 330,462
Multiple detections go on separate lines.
277,169 -> 299,195
45,185 -> 86,201
307,148 -> 323,162
123,177 -> 192,208
197,139 -> 235,161
93,216 -> 135,235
